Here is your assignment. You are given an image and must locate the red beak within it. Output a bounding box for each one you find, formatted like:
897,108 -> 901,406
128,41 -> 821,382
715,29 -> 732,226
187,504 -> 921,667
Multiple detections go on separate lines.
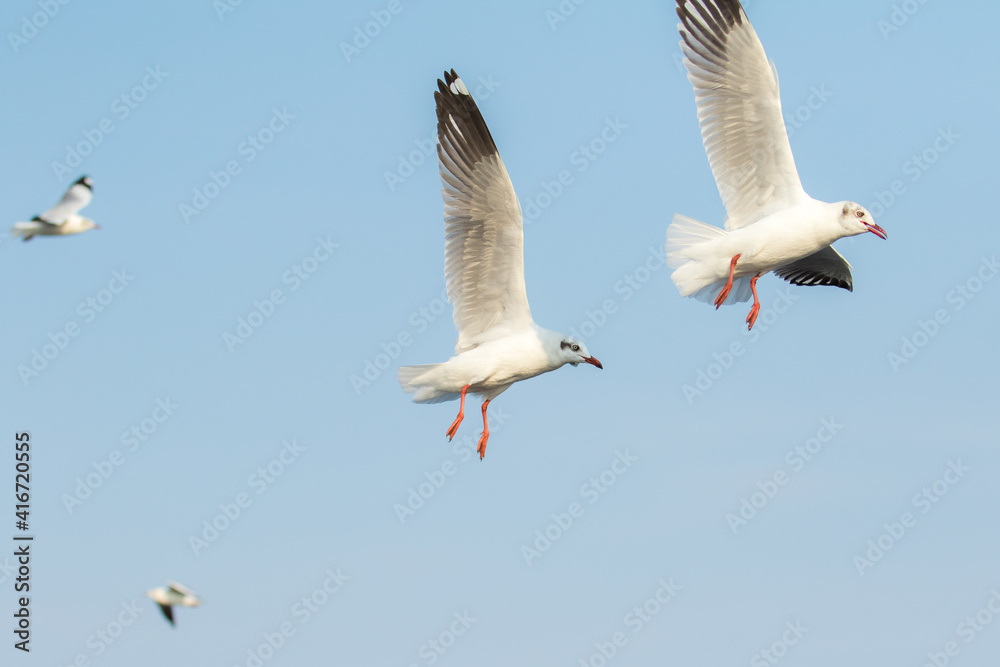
864,222 -> 887,240
583,356 -> 603,369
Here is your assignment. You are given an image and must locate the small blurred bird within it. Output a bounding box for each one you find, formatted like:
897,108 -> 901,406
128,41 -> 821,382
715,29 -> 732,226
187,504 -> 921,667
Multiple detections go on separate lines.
146,581 -> 201,627
11,175 -> 99,241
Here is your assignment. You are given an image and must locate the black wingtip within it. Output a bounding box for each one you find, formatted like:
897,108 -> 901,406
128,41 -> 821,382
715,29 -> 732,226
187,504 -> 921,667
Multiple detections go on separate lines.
437,69 -> 464,96
437,69 -> 459,91
157,602 -> 175,626
677,0 -> 744,38
784,275 -> 853,292
433,67 -> 501,174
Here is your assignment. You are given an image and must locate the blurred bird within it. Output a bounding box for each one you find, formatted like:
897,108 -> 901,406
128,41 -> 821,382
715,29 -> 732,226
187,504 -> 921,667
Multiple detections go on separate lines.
666,0 -> 886,330
147,581 -> 201,627
11,175 -> 99,241
398,70 -> 603,460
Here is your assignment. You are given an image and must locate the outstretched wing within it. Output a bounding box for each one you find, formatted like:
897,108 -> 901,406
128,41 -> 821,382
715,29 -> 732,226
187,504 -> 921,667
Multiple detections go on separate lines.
435,69 -> 533,354
774,246 -> 853,291
36,176 -> 92,225
676,0 -> 807,229
167,580 -> 197,598
157,603 -> 175,626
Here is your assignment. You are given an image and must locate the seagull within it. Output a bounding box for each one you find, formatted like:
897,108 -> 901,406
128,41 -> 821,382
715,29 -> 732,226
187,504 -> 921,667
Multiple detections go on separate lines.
146,581 -> 201,627
666,0 -> 886,330
398,69 -> 604,460
11,175 -> 99,241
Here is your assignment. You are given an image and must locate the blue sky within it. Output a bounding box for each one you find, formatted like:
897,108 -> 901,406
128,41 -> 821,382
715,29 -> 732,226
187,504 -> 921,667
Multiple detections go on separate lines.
2,0 -> 998,665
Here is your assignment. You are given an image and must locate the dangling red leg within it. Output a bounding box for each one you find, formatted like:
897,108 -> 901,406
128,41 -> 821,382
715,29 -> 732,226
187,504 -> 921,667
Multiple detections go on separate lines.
745,273 -> 762,330
446,385 -> 470,441
476,400 -> 492,460
715,254 -> 742,309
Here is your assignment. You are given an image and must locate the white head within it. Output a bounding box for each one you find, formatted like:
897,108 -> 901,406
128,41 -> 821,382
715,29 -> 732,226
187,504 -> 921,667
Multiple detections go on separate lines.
840,202 -> 886,239
146,584 -> 201,606
146,587 -> 167,604
556,336 -> 603,370
65,216 -> 100,234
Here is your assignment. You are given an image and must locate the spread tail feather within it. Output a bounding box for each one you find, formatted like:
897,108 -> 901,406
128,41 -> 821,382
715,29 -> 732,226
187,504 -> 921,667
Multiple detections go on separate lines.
11,222 -> 39,241
397,365 -> 458,404
666,214 -> 752,305
690,275 -> 753,305
666,214 -> 727,267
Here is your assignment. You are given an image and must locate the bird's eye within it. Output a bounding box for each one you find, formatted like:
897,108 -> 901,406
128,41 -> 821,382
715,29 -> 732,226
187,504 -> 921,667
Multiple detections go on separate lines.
856,210 -> 864,218
571,344 -> 580,352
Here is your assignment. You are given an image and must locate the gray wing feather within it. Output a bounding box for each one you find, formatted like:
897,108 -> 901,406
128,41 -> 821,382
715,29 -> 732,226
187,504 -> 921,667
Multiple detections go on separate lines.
167,581 -> 196,597
676,0 -> 806,229
36,176 -> 92,224
435,70 -> 532,353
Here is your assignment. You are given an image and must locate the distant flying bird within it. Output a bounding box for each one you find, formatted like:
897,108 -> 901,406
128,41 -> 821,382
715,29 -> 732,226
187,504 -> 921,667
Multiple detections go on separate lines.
146,581 -> 201,627
398,69 -> 603,460
11,175 -> 99,241
666,0 -> 886,330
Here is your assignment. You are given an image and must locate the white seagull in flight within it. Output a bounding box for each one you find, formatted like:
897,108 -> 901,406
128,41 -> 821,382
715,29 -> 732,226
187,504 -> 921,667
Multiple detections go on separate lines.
11,176 -> 99,241
666,0 -> 886,329
146,581 -> 201,627
398,69 -> 603,460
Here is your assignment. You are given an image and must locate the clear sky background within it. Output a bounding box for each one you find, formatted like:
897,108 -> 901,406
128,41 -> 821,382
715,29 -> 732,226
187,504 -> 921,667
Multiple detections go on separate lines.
2,0 -> 998,665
